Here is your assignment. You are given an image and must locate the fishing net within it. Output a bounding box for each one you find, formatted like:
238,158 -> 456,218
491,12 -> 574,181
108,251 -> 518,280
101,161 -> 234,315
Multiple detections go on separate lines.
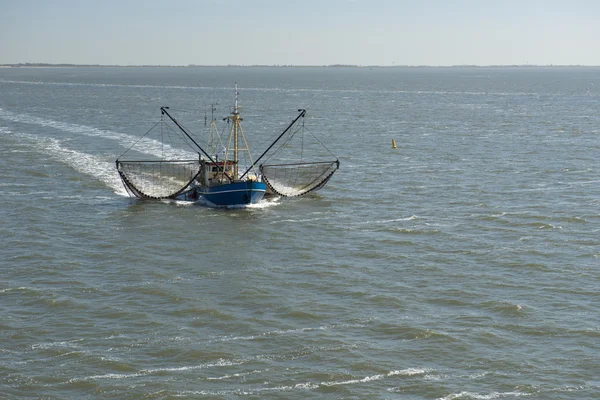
256,112 -> 339,197
260,160 -> 339,197
116,111 -> 208,199
117,160 -> 201,199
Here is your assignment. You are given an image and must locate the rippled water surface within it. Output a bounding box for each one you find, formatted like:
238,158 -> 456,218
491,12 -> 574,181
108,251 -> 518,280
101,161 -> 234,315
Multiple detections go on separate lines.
2,66 -> 600,399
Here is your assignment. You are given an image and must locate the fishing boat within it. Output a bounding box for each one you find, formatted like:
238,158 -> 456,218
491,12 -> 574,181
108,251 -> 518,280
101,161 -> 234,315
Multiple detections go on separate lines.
116,84 -> 339,207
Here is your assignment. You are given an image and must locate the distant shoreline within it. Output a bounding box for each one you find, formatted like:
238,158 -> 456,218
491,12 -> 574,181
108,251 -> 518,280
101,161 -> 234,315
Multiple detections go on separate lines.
1,63 -> 598,69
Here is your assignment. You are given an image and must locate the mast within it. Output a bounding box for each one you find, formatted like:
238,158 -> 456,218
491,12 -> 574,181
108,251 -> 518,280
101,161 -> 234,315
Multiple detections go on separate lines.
233,83 -> 239,179
225,83 -> 241,180
208,102 -> 218,155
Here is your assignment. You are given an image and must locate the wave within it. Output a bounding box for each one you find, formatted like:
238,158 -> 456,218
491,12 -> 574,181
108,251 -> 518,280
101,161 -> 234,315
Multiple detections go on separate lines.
206,368 -> 269,381
67,358 -> 244,383
180,368 -> 431,396
353,215 -> 419,225
209,322 -> 367,343
482,300 -> 526,317
0,108 -> 195,159
7,129 -> 127,196
436,391 -> 529,400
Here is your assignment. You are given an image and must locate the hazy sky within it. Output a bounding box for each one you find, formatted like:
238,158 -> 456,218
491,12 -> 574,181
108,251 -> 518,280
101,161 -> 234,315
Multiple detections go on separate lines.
1,0 -> 599,66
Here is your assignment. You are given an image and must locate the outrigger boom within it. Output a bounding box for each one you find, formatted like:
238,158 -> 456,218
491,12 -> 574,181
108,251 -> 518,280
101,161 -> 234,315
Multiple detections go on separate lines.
159,106 -> 233,183
239,109 -> 306,180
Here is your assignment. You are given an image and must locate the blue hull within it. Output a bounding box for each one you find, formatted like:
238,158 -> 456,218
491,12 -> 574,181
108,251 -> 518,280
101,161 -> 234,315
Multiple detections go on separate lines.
198,181 -> 266,206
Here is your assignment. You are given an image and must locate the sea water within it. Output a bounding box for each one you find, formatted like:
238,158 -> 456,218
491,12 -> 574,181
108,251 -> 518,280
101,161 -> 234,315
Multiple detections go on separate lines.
1,66 -> 600,399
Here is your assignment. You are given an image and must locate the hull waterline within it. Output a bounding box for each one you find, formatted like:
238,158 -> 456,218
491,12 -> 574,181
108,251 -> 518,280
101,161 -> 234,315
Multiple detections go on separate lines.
198,181 -> 267,206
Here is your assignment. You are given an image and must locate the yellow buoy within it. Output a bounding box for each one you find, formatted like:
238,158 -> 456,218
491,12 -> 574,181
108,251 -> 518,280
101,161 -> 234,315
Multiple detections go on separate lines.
392,139 -> 397,149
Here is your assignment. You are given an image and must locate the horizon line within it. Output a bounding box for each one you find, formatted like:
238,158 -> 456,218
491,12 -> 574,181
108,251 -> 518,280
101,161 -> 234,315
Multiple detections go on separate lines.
2,63 -> 600,69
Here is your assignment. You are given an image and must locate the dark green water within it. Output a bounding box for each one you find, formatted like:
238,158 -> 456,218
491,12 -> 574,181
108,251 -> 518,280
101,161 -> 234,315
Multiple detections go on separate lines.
1,66 -> 600,399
